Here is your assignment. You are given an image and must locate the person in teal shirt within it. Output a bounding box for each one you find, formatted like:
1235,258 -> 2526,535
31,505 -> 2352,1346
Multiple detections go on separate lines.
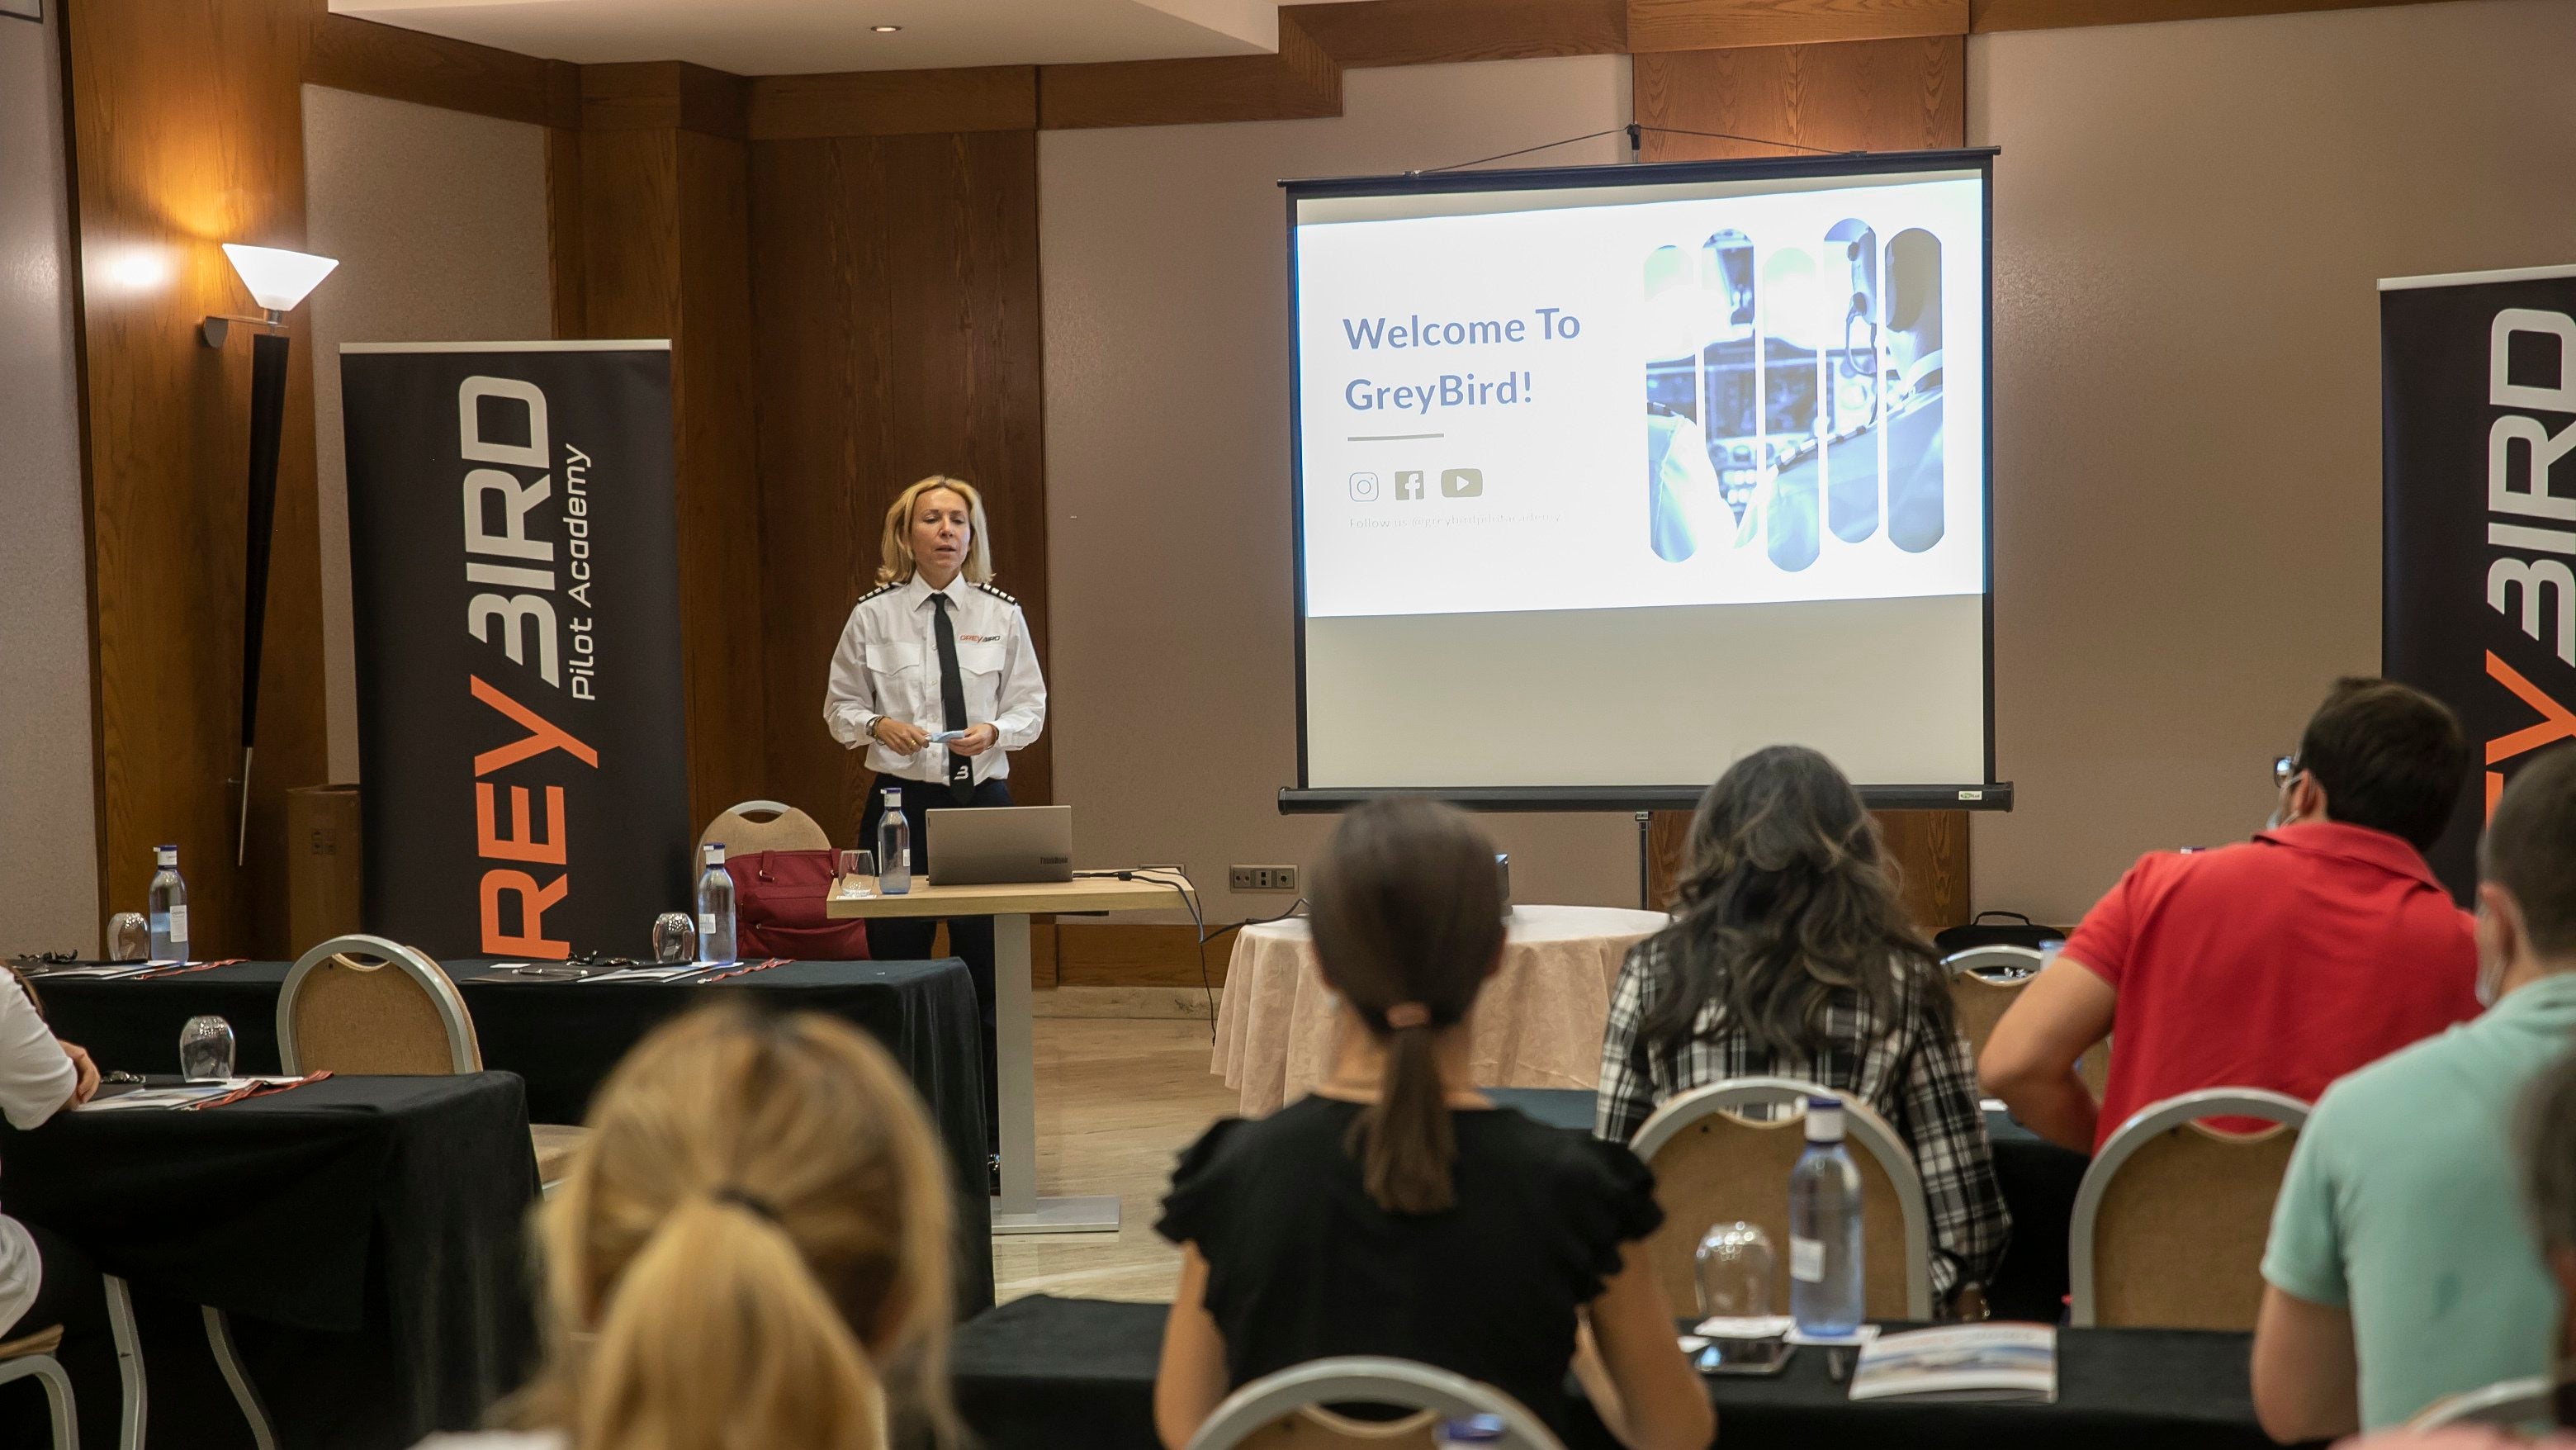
2254,746 -> 2576,1438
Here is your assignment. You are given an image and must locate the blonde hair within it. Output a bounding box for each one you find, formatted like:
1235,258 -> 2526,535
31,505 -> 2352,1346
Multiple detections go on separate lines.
876,476 -> 994,588
516,1003 -> 958,1450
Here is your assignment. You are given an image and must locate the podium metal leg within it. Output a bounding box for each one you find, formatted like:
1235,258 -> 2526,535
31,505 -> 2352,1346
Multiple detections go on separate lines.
990,912 -> 1119,1235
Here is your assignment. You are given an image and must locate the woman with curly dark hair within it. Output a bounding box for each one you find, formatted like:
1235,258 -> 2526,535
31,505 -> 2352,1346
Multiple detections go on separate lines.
1594,744 -> 2009,1307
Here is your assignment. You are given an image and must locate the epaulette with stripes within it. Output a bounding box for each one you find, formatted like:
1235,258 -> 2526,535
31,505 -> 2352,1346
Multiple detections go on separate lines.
974,581 -> 1020,606
855,581 -> 898,605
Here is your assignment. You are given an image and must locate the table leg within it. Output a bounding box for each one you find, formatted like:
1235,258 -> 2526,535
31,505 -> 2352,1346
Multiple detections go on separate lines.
991,912 -> 1120,1235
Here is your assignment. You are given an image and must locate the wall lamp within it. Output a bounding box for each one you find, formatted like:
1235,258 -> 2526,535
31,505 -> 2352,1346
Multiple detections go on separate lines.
201,243 -> 338,863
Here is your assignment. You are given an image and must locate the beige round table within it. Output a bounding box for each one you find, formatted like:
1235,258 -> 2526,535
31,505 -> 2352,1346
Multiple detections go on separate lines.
1211,904 -> 1669,1118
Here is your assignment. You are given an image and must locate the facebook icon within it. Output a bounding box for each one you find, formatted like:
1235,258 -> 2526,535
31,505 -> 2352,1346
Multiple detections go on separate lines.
1394,470 -> 1425,500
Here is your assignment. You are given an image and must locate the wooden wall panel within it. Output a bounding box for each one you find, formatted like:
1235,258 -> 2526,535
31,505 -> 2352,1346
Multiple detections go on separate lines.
1633,35 -> 1963,159
1645,807 -> 1970,931
1039,12 -> 1341,129
559,123 -> 769,836
64,0 -> 333,957
747,130 -> 1052,846
1631,0 -> 1967,52
1286,0 -> 1627,66
305,12 -> 578,126
749,66 -> 1038,140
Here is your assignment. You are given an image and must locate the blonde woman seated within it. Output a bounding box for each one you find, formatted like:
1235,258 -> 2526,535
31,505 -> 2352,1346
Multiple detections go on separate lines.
1154,798 -> 1712,1450
418,1002 -> 955,1450
1595,745 -> 2010,1310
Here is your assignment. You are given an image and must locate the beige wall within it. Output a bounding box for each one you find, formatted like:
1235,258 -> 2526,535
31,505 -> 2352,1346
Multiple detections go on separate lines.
0,3 -> 102,955
1041,58 -> 1637,923
303,85 -> 553,784
1968,0 -> 2576,923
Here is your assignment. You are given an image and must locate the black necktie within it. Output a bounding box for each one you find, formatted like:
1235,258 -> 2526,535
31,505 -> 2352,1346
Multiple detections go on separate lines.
930,594 -> 973,803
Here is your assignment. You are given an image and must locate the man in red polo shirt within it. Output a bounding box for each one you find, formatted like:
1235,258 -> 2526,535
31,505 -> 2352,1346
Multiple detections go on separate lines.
1981,678 -> 2479,1153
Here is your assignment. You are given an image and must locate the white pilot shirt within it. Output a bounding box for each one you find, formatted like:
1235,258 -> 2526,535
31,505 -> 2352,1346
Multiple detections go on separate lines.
823,573 -> 1046,785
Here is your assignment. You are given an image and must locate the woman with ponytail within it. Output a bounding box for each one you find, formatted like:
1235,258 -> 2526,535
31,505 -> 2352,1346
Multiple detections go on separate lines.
1594,744 -> 2009,1309
419,1002 -> 956,1450
1153,799 -> 1710,1450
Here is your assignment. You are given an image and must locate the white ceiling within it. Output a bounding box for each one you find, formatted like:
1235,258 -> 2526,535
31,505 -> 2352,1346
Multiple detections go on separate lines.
329,0 -> 1340,75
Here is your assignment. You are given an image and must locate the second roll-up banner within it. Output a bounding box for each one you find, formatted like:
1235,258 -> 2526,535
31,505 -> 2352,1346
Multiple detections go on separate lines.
340,341 -> 690,959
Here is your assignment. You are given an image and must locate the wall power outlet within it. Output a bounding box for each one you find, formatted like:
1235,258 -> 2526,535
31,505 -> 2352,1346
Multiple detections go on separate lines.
1229,865 -> 1300,893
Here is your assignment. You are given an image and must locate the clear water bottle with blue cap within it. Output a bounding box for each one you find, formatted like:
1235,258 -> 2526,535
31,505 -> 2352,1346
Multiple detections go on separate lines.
1788,1095 -> 1864,1338
876,788 -> 912,895
147,844 -> 188,964
695,843 -> 736,965
1433,1414 -> 1506,1448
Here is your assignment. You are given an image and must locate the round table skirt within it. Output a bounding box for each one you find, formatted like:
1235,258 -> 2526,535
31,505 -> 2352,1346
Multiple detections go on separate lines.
1212,904 -> 1668,1117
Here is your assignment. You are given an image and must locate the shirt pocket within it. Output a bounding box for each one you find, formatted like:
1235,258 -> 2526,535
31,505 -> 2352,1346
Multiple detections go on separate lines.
867,641 -> 926,706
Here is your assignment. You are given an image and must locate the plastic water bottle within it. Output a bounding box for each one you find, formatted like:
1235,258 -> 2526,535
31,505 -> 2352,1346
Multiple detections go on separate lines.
147,844 -> 189,964
694,843 -> 736,964
1788,1096 -> 1865,1338
876,789 -> 912,895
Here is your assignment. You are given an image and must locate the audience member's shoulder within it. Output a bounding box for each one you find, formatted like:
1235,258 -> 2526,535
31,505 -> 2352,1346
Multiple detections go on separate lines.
1488,1110 -> 1657,1211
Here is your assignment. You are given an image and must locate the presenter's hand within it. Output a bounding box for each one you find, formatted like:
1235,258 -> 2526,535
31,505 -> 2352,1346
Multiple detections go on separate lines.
873,719 -> 931,756
949,723 -> 1001,757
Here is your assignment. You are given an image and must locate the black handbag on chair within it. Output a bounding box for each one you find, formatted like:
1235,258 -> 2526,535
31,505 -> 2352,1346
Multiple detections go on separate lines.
1933,910 -> 2071,956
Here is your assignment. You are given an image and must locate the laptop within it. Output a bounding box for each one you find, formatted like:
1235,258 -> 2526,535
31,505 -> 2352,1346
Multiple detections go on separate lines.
925,806 -> 1074,886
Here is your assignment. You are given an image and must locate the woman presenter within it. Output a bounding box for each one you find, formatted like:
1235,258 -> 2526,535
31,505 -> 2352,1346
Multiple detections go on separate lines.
826,475 -> 1046,1168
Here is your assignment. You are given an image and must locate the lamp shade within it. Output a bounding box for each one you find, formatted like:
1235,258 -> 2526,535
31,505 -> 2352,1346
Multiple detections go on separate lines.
220,244 -> 338,313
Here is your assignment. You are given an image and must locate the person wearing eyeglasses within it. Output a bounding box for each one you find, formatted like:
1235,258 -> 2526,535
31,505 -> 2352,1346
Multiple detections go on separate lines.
1979,678 -> 2481,1154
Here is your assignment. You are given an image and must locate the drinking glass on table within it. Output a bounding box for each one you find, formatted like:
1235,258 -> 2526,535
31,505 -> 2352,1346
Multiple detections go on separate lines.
838,850 -> 877,900
179,1015 -> 235,1082
651,912 -> 697,966
1694,1220 -> 1776,1318
107,912 -> 149,963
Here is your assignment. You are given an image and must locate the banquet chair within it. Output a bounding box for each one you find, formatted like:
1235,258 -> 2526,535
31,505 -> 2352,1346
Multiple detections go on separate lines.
0,1320 -> 76,1450
1629,1078 -> 1933,1320
1941,946 -> 2109,1097
1185,1357 -> 1563,1450
698,800 -> 831,855
2068,1088 -> 2308,1329
277,934 -> 589,1190
2409,1376 -> 2556,1430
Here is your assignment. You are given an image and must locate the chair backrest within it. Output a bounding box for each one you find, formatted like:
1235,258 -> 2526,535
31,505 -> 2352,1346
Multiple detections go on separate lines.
277,933 -> 481,1076
2069,1088 -> 2308,1329
1186,1358 -> 1563,1450
698,799 -> 831,855
2409,1376 -> 2558,1430
1941,946 -> 2108,1097
1630,1078 -> 1933,1320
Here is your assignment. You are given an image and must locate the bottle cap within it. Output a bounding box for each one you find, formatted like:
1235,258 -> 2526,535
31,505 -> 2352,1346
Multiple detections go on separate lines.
1804,1097 -> 1844,1143
705,842 -> 726,861
155,845 -> 177,864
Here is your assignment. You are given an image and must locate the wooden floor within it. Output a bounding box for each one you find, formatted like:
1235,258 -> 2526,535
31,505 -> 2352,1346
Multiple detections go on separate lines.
994,1014 -> 1243,1304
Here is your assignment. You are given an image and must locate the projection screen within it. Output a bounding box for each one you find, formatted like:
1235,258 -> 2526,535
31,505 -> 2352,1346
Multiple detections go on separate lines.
1281,149 -> 2005,813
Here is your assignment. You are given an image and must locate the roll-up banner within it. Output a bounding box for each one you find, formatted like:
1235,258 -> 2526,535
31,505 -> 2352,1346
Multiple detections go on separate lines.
341,341 -> 689,958
2383,265 -> 2576,900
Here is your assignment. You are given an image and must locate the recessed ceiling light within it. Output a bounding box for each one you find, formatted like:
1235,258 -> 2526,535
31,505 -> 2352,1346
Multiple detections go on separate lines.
872,24 -> 901,31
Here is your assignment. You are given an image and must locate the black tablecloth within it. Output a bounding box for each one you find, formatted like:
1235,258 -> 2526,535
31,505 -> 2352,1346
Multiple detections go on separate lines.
2,1073 -> 538,1449
33,955 -> 997,1310
1481,1088 -> 2088,1322
953,1295 -> 2291,1450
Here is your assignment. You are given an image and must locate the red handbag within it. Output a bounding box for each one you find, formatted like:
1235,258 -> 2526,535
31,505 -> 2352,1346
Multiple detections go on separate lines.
722,850 -> 872,961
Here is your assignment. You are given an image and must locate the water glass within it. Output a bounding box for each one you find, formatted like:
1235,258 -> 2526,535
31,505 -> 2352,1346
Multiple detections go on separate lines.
838,849 -> 878,899
179,1015 -> 235,1082
106,912 -> 149,963
651,912 -> 697,965
1695,1220 -> 1777,1318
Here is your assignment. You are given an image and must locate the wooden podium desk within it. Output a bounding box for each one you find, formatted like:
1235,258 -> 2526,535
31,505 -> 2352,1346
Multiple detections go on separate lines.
827,874 -> 1191,1234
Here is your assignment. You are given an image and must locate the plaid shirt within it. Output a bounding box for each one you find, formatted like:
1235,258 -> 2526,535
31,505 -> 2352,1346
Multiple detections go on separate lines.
1594,938 -> 2011,1299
